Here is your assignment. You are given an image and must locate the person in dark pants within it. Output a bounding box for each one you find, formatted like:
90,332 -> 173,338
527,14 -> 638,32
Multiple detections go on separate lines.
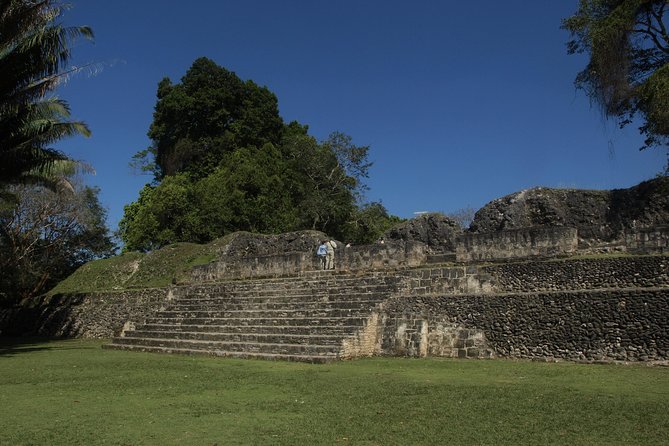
317,240 -> 328,270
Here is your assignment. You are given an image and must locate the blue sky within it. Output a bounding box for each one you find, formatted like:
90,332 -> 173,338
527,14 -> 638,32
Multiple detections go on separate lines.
55,1 -> 666,232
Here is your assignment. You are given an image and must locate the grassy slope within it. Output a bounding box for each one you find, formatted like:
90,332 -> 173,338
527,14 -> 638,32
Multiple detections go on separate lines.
48,240 -> 227,295
1,338 -> 668,446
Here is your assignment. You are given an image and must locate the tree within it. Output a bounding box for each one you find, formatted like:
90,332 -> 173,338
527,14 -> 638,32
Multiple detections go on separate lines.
0,0 -> 93,185
196,144 -> 296,239
342,202 -> 404,245
447,206 -> 477,230
563,0 -> 669,172
280,130 -> 361,237
121,58 -> 381,250
322,131 -> 373,202
0,178 -> 114,303
139,57 -> 283,180
117,175 -> 204,252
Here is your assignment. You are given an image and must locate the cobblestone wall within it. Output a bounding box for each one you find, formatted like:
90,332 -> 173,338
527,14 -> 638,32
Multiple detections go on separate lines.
484,255 -> 668,293
0,288 -> 172,338
380,288 -> 669,361
398,255 -> 668,296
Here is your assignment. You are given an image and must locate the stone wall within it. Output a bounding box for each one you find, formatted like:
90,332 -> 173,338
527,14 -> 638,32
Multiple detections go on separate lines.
191,252 -> 312,282
396,255 -> 668,296
2,253 -> 667,363
341,312 -> 384,358
379,288 -> 669,362
455,227 -> 578,262
339,241 -> 427,271
624,226 -> 669,254
0,288 -> 172,338
396,266 -> 493,296
191,241 -> 427,282
379,314 -> 494,359
485,255 -> 668,293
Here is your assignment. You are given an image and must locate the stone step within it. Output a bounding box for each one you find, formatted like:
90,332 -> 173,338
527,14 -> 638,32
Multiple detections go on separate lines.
426,253 -> 457,263
137,323 -> 364,336
186,273 -> 399,286
102,343 -> 337,363
110,336 -> 340,356
126,330 -> 346,345
183,275 -> 391,288
144,316 -> 368,327
238,272 -> 398,284
166,299 -> 385,312
179,289 -> 395,301
105,270 -> 401,363
179,282 -> 399,298
175,289 -> 390,300
153,307 -> 379,319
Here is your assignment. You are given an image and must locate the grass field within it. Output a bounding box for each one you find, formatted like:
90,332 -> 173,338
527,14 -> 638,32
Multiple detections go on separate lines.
1,339 -> 667,446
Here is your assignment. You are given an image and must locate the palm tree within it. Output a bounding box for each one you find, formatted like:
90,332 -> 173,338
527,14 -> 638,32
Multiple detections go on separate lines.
0,0 -> 93,186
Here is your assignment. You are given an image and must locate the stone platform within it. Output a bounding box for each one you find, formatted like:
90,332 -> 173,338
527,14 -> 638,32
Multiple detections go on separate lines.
103,255 -> 669,363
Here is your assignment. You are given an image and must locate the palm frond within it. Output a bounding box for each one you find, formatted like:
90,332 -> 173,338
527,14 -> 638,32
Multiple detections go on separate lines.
0,0 -> 93,186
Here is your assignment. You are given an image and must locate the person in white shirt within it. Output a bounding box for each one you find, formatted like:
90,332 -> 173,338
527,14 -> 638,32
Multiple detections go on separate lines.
325,239 -> 337,270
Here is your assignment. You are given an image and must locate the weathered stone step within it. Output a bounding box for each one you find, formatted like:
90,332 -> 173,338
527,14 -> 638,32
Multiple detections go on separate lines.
137,323 -> 364,336
111,337 -> 340,356
179,282 -> 398,299
231,272 -> 398,284
426,253 -> 457,264
145,316 -> 368,327
103,343 -> 337,363
184,272 -> 399,287
154,307 -> 378,319
126,330 -> 346,345
174,290 -> 391,303
166,299 -> 385,312
104,269 -> 404,363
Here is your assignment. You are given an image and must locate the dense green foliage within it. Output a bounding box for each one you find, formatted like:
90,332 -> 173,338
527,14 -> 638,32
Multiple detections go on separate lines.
1,338 -> 668,445
144,57 -> 283,180
343,202 -> 404,244
563,0 -> 669,172
0,0 -> 93,186
0,180 -> 114,303
121,58 -> 398,251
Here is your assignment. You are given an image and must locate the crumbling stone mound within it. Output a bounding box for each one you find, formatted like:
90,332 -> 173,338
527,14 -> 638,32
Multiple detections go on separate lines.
383,213 -> 462,252
215,230 -> 328,258
469,188 -> 610,232
469,177 -> 669,243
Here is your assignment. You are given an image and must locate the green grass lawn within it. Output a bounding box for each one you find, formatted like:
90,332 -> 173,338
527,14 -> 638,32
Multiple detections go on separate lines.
1,339 -> 667,446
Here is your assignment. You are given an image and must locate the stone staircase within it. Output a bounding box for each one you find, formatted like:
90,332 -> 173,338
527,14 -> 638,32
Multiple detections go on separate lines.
104,271 -> 401,363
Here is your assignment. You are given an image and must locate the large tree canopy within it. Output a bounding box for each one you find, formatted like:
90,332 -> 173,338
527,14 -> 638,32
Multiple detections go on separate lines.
121,58 -> 390,252
563,0 -> 669,171
137,57 -> 284,180
0,0 -> 93,186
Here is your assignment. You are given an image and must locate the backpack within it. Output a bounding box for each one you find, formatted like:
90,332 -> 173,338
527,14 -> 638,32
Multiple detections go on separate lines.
317,245 -> 327,256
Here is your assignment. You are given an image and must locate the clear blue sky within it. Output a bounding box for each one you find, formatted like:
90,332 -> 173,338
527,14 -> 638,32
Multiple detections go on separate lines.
55,1 -> 666,232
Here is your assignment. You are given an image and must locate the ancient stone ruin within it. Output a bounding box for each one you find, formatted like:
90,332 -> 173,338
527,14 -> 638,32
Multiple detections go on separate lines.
1,178 -> 668,363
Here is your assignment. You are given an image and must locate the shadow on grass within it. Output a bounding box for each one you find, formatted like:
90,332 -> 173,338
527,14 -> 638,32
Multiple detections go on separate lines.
0,337 -> 76,357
